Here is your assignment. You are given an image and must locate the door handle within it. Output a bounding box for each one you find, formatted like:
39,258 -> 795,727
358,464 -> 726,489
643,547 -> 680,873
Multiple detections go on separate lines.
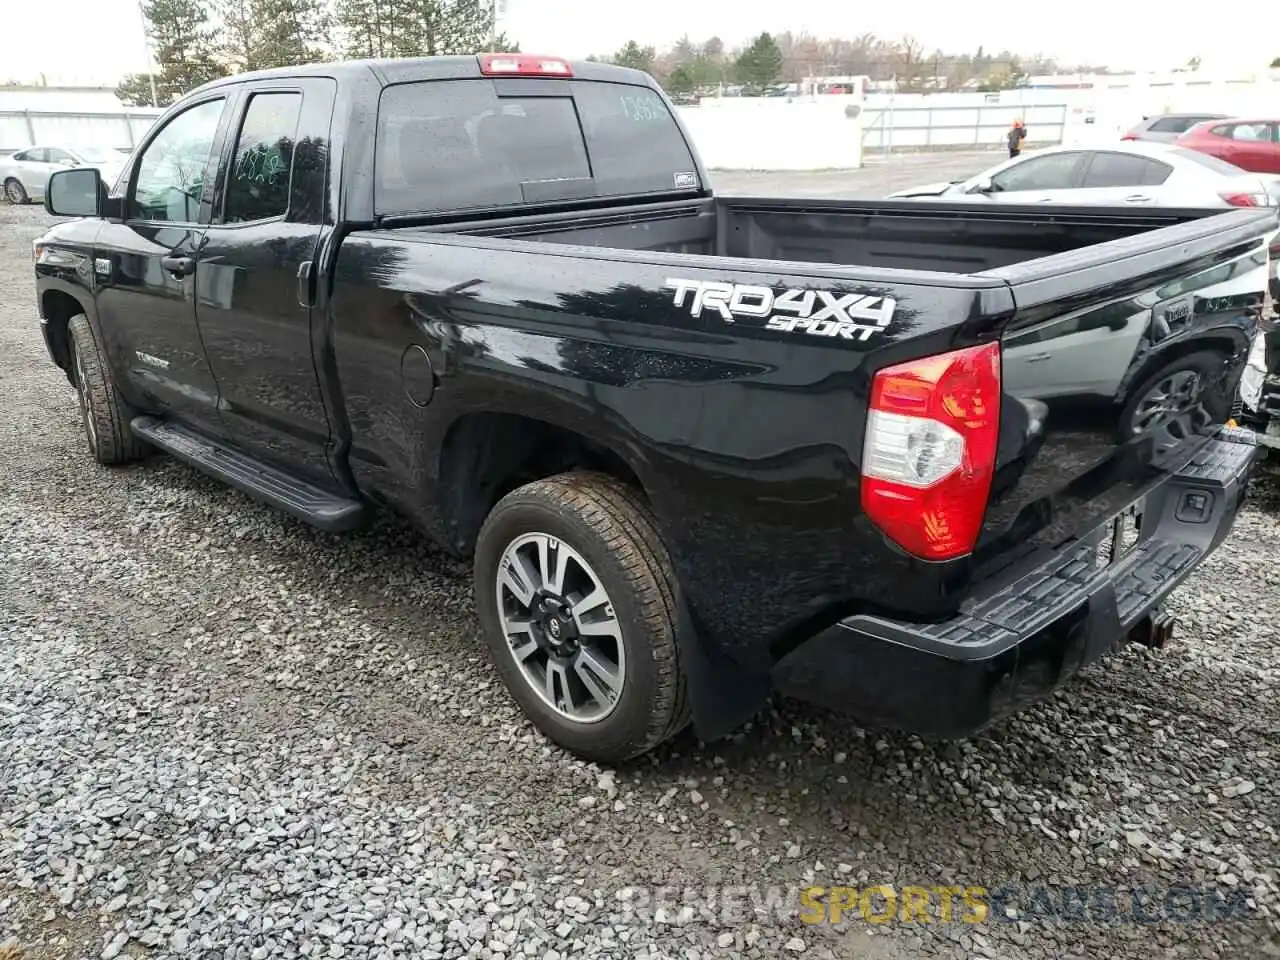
296,260 -> 314,308
1124,194 -> 1152,203
161,255 -> 195,278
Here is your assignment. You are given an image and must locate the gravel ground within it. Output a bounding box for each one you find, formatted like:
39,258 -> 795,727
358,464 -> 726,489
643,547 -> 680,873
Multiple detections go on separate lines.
1,199 -> 1278,960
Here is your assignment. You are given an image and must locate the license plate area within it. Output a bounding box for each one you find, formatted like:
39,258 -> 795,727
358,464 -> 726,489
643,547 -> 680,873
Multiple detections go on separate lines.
1095,502 -> 1144,570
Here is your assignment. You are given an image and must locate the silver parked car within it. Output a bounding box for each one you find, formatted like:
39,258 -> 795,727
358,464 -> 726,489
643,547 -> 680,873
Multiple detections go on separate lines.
0,144 -> 126,204
1121,112 -> 1229,143
886,142 -> 1274,209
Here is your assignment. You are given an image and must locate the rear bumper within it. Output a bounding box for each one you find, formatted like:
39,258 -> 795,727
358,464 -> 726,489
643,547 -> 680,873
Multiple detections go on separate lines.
771,431 -> 1258,737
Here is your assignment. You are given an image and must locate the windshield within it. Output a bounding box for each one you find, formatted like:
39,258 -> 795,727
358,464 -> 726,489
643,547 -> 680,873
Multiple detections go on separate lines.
70,146 -> 119,164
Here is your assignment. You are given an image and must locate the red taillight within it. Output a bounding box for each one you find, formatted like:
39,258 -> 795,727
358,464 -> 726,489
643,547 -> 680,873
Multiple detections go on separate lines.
1120,134 -> 1138,141
478,54 -> 573,77
861,342 -> 1002,561
1220,192 -> 1268,207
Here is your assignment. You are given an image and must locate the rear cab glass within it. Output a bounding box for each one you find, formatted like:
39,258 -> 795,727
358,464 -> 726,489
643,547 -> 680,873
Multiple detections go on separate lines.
375,78 -> 700,217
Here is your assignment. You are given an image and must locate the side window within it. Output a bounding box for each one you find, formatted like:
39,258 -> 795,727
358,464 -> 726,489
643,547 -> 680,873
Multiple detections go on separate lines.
45,148 -> 74,163
991,153 -> 1082,192
1149,117 -> 1194,134
223,92 -> 303,224
11,150 -> 31,162
1229,123 -> 1269,141
1083,153 -> 1170,188
25,149 -> 49,163
130,98 -> 225,223
1210,125 -> 1233,138
1140,159 -> 1173,185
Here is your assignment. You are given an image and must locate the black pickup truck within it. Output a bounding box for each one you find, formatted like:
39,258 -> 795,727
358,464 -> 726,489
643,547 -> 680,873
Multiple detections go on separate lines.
33,55 -> 1276,763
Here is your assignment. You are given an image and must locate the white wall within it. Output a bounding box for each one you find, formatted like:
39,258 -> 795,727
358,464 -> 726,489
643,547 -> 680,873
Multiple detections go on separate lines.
676,95 -> 864,171
678,71 -> 1280,170
0,107 -> 161,152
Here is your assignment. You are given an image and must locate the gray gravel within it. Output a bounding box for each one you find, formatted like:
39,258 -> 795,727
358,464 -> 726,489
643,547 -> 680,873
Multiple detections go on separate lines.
2,199 -> 1278,960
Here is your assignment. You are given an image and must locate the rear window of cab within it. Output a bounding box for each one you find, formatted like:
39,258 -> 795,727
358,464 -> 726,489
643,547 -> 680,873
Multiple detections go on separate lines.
375,79 -> 701,217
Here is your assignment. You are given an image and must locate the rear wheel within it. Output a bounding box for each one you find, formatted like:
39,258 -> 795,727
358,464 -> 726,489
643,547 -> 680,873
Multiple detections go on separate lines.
3,178 -> 28,204
68,313 -> 147,465
1118,351 -> 1231,448
474,472 -> 690,764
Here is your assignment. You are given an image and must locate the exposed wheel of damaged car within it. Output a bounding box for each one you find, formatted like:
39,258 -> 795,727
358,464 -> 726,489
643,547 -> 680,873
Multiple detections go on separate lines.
474,472 -> 689,764
3,177 -> 28,204
1117,351 -> 1232,448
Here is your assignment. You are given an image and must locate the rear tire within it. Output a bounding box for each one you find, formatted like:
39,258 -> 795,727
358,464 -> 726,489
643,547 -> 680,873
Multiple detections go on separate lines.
1117,351 -> 1232,446
4,178 -> 28,204
68,313 -> 147,465
474,472 -> 690,764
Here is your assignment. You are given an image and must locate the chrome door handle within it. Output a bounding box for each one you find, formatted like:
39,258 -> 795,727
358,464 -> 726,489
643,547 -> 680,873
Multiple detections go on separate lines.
1124,194 -> 1152,203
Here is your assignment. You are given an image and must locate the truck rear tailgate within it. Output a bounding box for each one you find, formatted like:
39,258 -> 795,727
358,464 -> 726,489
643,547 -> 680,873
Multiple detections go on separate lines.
969,205 -> 1276,575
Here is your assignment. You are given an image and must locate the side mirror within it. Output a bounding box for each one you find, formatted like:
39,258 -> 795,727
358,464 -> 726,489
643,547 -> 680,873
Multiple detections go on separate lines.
45,167 -> 102,217
970,177 -> 995,194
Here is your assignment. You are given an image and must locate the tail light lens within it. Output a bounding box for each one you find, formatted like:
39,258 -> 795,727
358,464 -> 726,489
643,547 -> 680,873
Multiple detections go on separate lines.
1221,192 -> 1270,207
861,342 -> 1002,561
1120,134 -> 1138,141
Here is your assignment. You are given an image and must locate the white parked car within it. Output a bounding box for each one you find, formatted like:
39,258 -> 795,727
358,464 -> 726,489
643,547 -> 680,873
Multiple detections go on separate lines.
887,142 -> 1275,208
1,144 -> 127,205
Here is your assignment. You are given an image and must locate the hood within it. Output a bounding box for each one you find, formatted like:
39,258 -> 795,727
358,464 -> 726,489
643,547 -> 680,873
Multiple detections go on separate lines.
885,180 -> 960,199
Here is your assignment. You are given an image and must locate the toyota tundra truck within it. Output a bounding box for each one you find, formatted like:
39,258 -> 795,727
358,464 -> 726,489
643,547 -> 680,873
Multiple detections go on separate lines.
32,54 -> 1276,763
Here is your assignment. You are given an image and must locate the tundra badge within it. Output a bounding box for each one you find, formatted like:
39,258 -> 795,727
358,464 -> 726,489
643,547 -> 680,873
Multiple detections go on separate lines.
664,278 -> 896,342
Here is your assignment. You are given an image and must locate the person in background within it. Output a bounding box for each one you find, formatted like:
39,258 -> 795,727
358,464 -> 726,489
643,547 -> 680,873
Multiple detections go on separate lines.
1007,119 -> 1027,158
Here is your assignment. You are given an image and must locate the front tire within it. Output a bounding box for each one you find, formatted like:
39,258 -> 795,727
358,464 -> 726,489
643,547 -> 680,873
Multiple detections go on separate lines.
68,313 -> 147,465
3,178 -> 28,204
474,472 -> 690,764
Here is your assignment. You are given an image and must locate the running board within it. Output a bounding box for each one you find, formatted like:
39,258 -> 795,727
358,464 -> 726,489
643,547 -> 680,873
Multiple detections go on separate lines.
131,416 -> 366,533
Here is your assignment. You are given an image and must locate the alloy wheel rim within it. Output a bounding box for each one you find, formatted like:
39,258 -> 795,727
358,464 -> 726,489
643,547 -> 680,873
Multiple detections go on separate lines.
1132,370 -> 1202,436
495,531 -> 626,724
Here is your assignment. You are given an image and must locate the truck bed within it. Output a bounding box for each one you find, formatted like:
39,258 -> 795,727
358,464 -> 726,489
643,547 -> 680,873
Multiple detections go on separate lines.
335,198 -> 1275,667
411,196 -> 1224,274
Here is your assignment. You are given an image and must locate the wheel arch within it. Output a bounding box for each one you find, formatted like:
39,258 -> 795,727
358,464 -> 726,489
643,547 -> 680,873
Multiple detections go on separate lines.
436,409 -> 652,558
1115,332 -> 1243,406
40,287 -> 91,380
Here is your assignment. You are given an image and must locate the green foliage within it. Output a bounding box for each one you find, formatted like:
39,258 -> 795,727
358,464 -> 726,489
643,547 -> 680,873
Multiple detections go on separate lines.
115,74 -> 160,108
666,64 -> 695,96
216,0 -> 261,71
334,0 -> 514,59
613,40 -> 657,74
251,0 -> 330,68
336,0 -> 420,58
733,32 -> 783,95
1271,56 -> 1280,69
118,0 -> 227,105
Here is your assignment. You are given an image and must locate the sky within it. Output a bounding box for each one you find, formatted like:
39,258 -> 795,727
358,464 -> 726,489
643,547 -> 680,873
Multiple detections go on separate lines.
1,0 -> 1275,86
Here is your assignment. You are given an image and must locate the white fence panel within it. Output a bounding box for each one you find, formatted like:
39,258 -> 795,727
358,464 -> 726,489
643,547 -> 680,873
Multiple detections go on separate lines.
0,108 -> 163,153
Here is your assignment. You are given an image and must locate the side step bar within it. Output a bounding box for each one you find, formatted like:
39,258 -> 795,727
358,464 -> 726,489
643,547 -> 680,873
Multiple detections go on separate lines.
131,416 -> 367,534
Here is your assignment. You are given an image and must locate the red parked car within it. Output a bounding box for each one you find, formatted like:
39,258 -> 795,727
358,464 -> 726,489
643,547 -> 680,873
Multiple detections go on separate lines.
1177,118 -> 1280,174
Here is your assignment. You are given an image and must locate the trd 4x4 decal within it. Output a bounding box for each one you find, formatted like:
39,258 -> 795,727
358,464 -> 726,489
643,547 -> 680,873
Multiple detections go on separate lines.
664,278 -> 897,342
